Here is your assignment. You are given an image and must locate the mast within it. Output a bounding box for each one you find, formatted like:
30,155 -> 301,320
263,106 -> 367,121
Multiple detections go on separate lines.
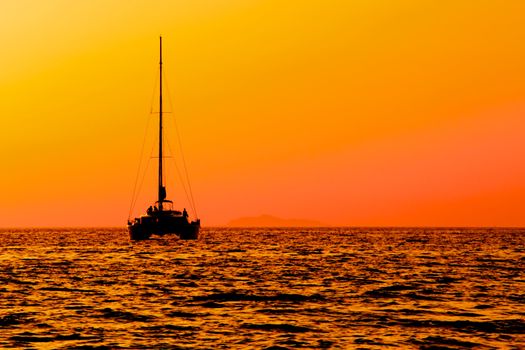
158,36 -> 166,208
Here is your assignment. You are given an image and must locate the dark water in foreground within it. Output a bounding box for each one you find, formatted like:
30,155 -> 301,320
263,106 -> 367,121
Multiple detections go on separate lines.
0,228 -> 524,349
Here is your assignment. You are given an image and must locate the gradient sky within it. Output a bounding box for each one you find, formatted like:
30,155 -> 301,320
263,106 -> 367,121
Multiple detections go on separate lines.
1,0 -> 524,226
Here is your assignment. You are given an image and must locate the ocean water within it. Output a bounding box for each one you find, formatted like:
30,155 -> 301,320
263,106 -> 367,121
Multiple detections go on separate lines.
0,227 -> 524,349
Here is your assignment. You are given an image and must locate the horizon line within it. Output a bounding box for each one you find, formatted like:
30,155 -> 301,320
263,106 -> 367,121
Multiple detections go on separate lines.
1,225 -> 524,229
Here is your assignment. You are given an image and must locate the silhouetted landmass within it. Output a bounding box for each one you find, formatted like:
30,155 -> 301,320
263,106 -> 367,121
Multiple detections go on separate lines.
227,214 -> 326,227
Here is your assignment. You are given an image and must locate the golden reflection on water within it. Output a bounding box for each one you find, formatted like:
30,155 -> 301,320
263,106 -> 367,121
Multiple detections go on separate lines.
0,227 -> 524,349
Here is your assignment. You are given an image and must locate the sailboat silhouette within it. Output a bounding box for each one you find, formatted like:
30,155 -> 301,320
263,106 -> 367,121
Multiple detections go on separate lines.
127,37 -> 200,240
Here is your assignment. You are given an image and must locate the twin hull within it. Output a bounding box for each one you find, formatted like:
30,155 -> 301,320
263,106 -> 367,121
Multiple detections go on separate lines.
128,214 -> 200,240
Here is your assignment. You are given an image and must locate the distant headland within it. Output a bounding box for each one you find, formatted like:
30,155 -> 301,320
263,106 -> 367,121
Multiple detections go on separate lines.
227,214 -> 327,227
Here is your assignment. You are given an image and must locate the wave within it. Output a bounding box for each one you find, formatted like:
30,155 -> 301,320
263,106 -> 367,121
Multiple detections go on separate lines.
192,291 -> 324,303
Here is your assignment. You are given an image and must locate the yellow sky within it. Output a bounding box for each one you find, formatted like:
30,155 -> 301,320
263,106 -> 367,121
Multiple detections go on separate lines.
1,0 -> 524,226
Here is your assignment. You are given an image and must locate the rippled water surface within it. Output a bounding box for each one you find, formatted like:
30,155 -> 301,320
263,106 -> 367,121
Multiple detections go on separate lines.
0,227 -> 524,349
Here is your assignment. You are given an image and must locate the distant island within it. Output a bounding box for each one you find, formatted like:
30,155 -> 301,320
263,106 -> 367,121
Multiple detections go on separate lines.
227,214 -> 327,227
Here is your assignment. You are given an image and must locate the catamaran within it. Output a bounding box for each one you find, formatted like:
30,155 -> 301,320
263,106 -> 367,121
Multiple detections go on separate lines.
127,37 -> 200,240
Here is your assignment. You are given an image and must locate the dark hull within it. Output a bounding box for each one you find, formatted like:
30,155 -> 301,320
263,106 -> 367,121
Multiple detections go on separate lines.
128,217 -> 200,241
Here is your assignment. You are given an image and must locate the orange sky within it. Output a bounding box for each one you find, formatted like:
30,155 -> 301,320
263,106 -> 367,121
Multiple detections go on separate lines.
1,0 -> 524,226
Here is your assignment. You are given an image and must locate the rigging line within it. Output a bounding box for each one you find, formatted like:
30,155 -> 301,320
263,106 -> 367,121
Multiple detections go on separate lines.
128,114 -> 152,220
172,116 -> 198,217
132,158 -> 152,215
130,142 -> 154,215
166,136 -> 197,216
162,64 -> 173,114
130,139 -> 156,216
130,135 -> 156,217
162,67 -> 197,216
163,68 -> 199,217
149,65 -> 160,115
130,61 -> 165,218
